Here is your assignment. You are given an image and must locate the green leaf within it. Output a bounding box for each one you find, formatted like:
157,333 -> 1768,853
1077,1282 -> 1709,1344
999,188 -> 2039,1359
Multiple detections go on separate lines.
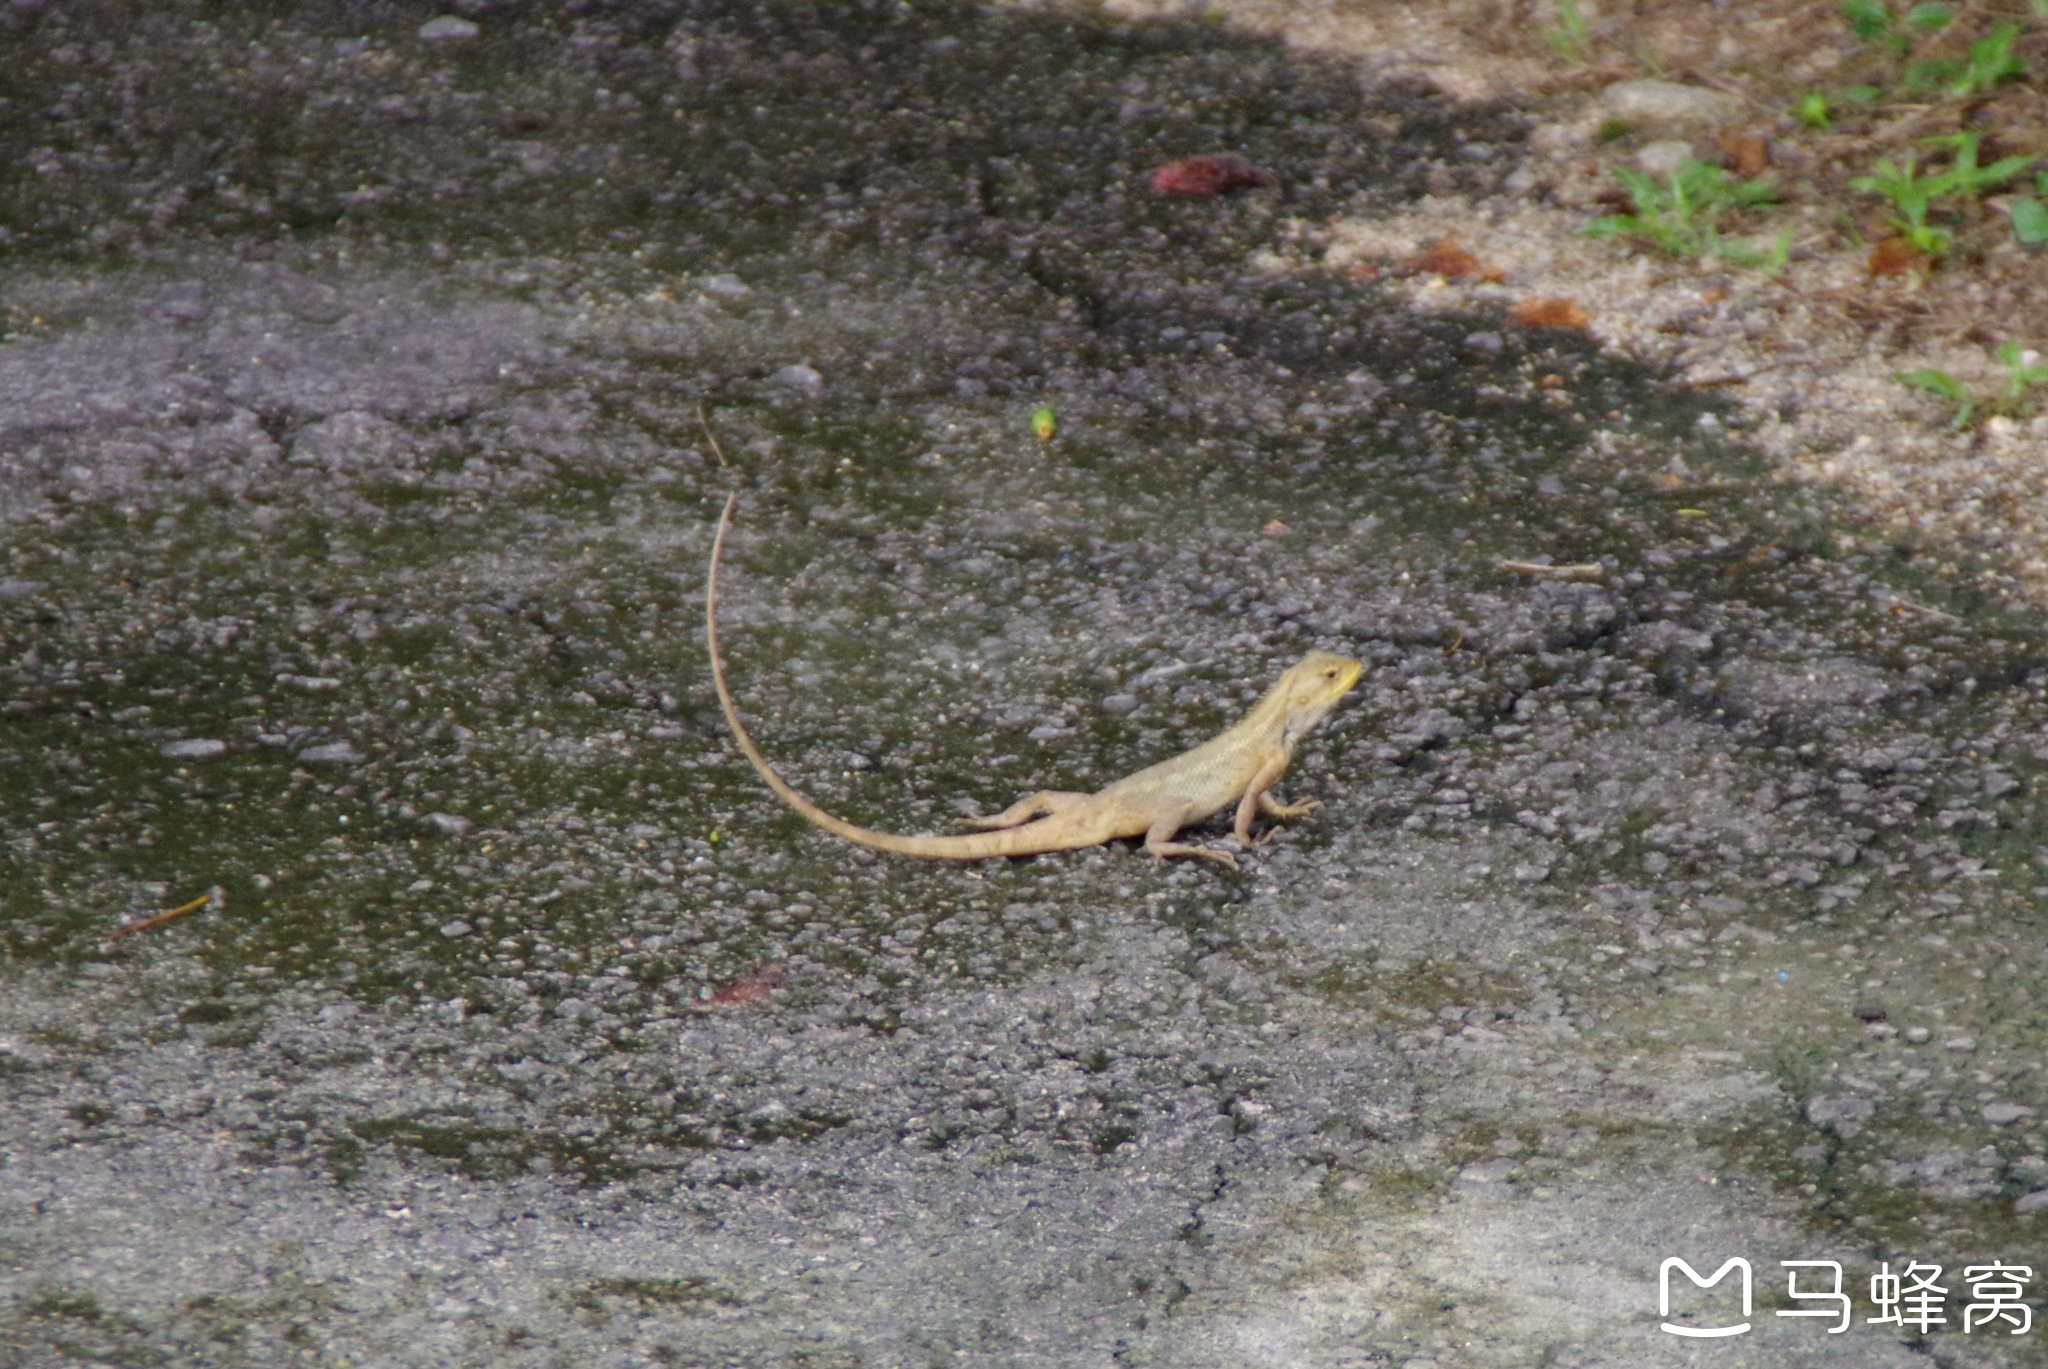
1841,84 -> 1884,102
2010,197 -> 2048,247
1842,0 -> 1894,40
1794,90 -> 1832,130
1900,369 -> 1975,430
1978,155 -> 2035,187
1904,2 -> 1953,28
1996,343 -> 2048,399
1581,214 -> 1645,239
1611,167 -> 1666,213
1902,369 -> 1966,402
1950,19 -> 2025,96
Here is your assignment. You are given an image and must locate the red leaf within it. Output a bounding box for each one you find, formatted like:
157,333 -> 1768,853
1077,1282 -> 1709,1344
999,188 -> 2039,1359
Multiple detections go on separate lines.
700,965 -> 787,1010
1151,154 -> 1272,198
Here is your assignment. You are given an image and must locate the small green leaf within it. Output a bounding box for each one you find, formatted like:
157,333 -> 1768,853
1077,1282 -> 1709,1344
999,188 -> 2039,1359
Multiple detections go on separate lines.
1900,369 -> 1975,430
1842,0 -> 1893,40
2010,197 -> 2048,247
1841,85 -> 1884,102
1581,213 -> 1645,239
1904,2 -> 1953,29
1030,405 -> 1057,440
1794,91 -> 1832,130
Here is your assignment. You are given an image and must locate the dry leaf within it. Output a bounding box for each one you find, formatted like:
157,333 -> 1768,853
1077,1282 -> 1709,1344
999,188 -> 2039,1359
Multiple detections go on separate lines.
1716,126 -> 1770,177
1261,519 -> 1291,537
1400,235 -> 1502,282
1509,297 -> 1591,330
1868,235 -> 1931,278
1151,154 -> 1272,198
698,966 -> 787,1010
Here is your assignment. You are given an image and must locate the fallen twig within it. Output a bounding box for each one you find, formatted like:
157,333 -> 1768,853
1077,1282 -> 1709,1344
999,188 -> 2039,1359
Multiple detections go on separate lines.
1498,559 -> 1604,582
108,886 -> 223,943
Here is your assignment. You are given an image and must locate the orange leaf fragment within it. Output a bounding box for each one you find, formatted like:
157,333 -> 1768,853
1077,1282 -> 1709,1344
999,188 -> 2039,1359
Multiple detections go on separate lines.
1261,519 -> 1291,537
1716,126 -> 1770,178
700,965 -> 786,1010
1509,296 -> 1591,330
1867,235 -> 1930,278
1151,154 -> 1272,198
1399,235 -> 1502,282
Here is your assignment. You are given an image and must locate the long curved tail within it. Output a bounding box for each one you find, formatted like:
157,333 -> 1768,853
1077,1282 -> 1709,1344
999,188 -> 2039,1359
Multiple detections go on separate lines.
704,494 -> 1095,860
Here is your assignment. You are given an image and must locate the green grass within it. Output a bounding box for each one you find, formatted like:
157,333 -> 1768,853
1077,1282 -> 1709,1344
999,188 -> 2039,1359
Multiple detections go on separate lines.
1899,367 -> 1975,430
1850,132 -> 2034,258
1906,17 -> 2027,97
1898,341 -> 2048,432
1582,158 -> 1787,271
1545,0 -> 1591,61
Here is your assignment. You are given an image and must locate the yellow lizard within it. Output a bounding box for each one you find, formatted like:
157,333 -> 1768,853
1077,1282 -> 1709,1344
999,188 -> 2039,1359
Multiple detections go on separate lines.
704,493 -> 1363,868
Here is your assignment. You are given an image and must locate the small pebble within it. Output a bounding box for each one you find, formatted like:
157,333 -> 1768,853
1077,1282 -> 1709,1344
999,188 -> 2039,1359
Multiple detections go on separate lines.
769,364 -> 824,394
161,738 -> 227,760
699,273 -> 753,298
1602,79 -> 1743,126
438,919 -> 474,939
299,741 -> 367,765
1983,1102 -> 2032,1125
2017,1190 -> 2048,1216
1635,139 -> 1694,180
417,16 -> 480,41
424,812 -> 472,837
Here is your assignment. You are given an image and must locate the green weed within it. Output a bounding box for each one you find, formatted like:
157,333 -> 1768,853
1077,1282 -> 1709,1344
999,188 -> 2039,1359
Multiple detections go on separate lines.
1996,342 -> 2048,405
1546,0 -> 1592,61
1583,158 -> 1785,271
1794,90 -> 1833,130
1850,132 -> 2034,257
1898,342 -> 2048,431
1907,18 -> 2026,97
1843,0 -> 1954,51
1899,368 -> 1975,430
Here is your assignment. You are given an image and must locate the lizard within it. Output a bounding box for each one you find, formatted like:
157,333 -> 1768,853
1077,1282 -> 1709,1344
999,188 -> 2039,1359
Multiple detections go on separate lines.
704,492 -> 1363,869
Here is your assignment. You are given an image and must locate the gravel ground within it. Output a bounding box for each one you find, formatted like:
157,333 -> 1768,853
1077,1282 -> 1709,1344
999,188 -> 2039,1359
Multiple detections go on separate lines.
4,2 -> 2048,1366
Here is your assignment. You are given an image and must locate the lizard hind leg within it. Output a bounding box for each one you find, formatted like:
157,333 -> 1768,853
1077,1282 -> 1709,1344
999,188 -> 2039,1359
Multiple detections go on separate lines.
960,790 -> 1092,831
1142,809 -> 1240,870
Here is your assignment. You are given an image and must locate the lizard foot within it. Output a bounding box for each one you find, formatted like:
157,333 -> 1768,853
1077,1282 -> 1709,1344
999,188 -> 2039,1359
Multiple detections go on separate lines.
1259,796 -> 1323,821
1147,840 -> 1240,870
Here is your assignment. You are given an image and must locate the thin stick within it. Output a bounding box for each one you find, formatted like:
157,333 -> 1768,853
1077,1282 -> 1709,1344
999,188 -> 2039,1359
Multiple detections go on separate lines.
107,886 -> 222,943
697,402 -> 732,469
1498,559 -> 1604,582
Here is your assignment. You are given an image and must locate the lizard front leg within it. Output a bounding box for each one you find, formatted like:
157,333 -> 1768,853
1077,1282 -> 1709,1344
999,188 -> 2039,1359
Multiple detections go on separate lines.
1231,755 -> 1294,846
961,790 -> 1091,830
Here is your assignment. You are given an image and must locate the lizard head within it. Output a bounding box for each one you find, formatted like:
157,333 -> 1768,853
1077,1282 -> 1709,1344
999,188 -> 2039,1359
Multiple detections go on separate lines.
1266,649 -> 1364,751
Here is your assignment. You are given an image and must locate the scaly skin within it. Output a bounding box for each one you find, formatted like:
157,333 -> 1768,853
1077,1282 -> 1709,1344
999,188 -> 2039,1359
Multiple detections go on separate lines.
705,493 -> 1363,868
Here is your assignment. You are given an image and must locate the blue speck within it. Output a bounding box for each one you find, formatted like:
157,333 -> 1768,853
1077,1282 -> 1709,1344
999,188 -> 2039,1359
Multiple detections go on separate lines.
1778,971 -> 1790,981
